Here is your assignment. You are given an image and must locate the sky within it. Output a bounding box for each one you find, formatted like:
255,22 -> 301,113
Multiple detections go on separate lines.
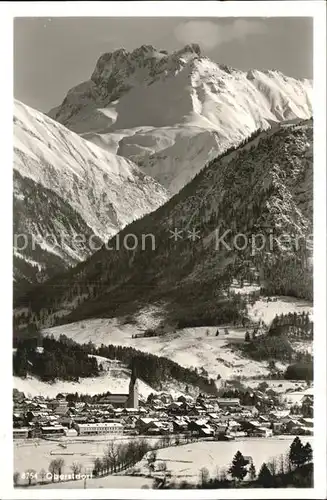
14,17 -> 313,113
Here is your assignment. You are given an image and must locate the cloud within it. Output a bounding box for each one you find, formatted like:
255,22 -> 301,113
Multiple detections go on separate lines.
174,19 -> 267,50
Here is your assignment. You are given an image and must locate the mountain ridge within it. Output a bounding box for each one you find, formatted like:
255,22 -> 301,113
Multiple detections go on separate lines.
13,99 -> 168,285
47,44 -> 312,194
14,119 -> 313,331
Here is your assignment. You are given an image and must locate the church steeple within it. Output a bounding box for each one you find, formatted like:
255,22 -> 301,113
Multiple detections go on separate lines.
127,362 -> 138,409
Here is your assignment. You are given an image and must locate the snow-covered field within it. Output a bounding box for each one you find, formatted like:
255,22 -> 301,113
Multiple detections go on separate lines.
43,295 -> 312,381
244,379 -> 309,394
130,436 -> 314,485
248,296 -> 313,326
15,435 -> 314,488
32,475 -> 154,489
14,435 -> 159,483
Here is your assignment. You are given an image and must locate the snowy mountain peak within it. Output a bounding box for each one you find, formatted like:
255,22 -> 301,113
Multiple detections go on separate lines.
13,99 -> 168,285
90,43 -> 202,88
174,43 -> 202,57
48,45 -> 312,194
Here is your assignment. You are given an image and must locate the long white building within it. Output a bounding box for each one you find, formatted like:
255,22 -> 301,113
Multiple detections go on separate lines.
74,422 -> 124,436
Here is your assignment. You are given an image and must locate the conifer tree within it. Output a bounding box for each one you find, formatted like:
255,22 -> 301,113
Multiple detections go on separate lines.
257,462 -> 273,487
228,451 -> 248,482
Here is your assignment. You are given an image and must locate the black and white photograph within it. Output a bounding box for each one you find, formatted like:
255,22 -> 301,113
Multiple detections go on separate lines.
1,1 -> 326,498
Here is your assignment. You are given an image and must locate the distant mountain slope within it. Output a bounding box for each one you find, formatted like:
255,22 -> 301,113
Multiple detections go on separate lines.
13,100 -> 168,284
48,44 -> 312,194
14,120 -> 313,331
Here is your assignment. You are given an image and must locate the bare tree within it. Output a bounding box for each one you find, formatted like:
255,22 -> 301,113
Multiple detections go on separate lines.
70,462 -> 82,480
126,440 -> 138,465
267,457 -> 278,476
38,468 -> 47,484
93,457 -> 103,477
117,442 -> 129,470
214,465 -> 220,481
147,450 -> 157,475
56,458 -> 65,479
199,466 -> 210,486
106,441 -> 119,473
48,460 -> 57,482
25,468 -> 37,486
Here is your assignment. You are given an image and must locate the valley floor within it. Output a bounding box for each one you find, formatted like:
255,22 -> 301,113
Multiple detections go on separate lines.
128,436 -> 314,486
14,434 -> 159,484
16,435 -> 314,489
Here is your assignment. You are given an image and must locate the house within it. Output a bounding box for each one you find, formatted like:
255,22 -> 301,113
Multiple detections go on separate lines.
214,423 -> 228,436
243,455 -> 254,465
13,413 -> 25,427
269,410 -> 290,421
188,418 -> 213,436
135,418 -> 154,433
299,417 -> 314,428
173,418 -> 189,433
252,427 -> 273,438
272,422 -> 284,434
41,425 -> 66,437
64,428 -> 78,437
74,422 -> 123,436
13,428 -> 29,439
284,418 -> 302,433
156,393 -> 173,405
199,426 -> 214,437
177,395 -> 194,405
58,415 -> 73,428
227,420 -> 242,432
146,421 -> 173,435
121,407 -> 139,416
217,398 -> 241,408
167,402 -> 184,413
241,406 -> 259,417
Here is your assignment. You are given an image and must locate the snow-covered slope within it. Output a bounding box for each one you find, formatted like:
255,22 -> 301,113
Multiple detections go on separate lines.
13,99 -> 168,283
13,372 -> 154,400
42,319 -> 298,381
49,44 -> 312,194
14,120 -> 313,330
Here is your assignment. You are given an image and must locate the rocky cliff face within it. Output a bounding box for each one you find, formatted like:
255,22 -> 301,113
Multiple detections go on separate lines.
48,44 -> 312,194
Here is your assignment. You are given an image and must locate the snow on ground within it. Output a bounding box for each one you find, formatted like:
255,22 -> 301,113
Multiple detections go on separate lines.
14,435 -> 159,485
13,373 -> 155,399
129,436 -> 314,485
36,295 -> 313,395
49,45 -> 312,194
281,386 -> 314,405
44,319 -> 271,380
291,340 -> 313,355
38,295 -> 313,387
248,296 -> 313,326
244,379 -> 310,394
32,475 -> 154,489
14,99 -> 168,241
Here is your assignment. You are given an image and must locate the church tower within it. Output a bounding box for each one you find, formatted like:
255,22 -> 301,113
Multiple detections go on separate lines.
126,364 -> 139,409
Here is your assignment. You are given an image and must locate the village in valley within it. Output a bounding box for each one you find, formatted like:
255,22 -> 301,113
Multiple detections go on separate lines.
13,361 -> 313,488
12,291 -> 314,489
